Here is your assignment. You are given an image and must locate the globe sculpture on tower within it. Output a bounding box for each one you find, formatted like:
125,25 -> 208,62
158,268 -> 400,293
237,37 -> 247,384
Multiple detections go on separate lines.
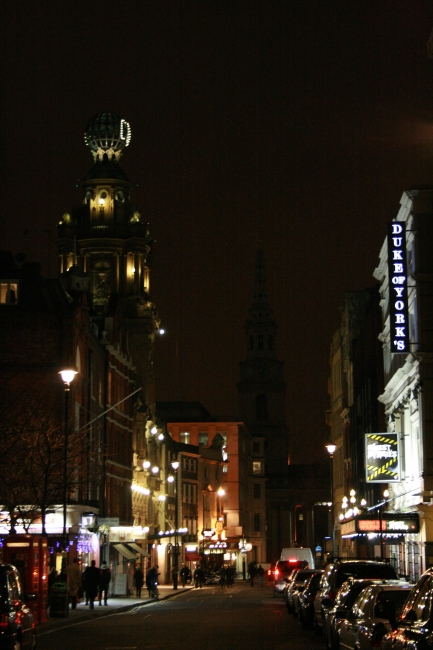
84,112 -> 131,162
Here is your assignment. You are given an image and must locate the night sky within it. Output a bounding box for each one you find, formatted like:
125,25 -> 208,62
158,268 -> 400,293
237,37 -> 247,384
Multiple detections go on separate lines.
2,1 -> 433,464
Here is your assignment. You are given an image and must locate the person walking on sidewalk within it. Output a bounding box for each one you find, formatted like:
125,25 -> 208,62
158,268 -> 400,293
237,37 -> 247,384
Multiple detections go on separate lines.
67,558 -> 82,610
99,561 -> 111,606
134,565 -> 144,598
180,563 -> 189,588
87,560 -> 100,609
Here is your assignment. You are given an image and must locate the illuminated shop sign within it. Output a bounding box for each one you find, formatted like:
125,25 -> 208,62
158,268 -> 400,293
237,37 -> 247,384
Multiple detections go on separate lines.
356,515 -> 419,534
365,433 -> 399,483
387,222 -> 409,353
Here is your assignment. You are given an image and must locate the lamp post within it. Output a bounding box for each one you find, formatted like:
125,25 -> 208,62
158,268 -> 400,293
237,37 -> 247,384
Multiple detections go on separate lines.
325,444 -> 337,558
59,368 -> 77,550
171,459 -> 180,589
379,489 -> 389,560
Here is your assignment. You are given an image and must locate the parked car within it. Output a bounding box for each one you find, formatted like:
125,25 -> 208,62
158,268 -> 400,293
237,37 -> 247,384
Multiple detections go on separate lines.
0,563 -> 36,650
285,569 -> 317,614
338,581 -> 411,649
273,559 -> 308,597
297,571 -> 324,629
324,579 -> 381,650
267,563 -> 276,583
381,567 -> 433,650
313,560 -> 399,636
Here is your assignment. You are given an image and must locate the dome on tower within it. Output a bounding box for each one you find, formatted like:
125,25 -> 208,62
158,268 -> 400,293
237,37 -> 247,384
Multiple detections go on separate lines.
84,112 -> 131,154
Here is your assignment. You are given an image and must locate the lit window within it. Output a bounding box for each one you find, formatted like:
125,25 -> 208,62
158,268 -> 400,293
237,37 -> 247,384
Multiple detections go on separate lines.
252,462 -> 262,475
0,281 -> 18,304
180,431 -> 190,444
222,465 -> 228,474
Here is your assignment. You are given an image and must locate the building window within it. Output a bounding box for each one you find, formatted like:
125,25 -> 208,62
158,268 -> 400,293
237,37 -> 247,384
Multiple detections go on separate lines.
254,513 -> 261,532
180,431 -> 190,444
254,484 -> 261,499
249,335 -> 254,350
198,432 -> 208,446
222,465 -> 228,474
253,441 -> 260,454
252,461 -> 262,475
258,335 -> 264,350
0,281 -> 18,304
256,394 -> 268,421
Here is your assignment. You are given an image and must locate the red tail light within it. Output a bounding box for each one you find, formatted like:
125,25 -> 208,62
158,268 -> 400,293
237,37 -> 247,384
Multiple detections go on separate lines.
274,569 -> 279,578
0,613 -> 9,631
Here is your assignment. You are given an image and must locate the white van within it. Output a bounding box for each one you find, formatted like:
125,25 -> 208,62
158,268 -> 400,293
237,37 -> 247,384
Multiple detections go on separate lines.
280,547 -> 314,568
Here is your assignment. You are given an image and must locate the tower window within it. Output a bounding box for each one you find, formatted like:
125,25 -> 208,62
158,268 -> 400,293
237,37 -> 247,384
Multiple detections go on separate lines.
249,335 -> 254,350
256,394 -> 268,421
268,335 -> 274,350
0,281 -> 18,304
254,513 -> 261,531
253,483 -> 261,498
258,335 -> 264,350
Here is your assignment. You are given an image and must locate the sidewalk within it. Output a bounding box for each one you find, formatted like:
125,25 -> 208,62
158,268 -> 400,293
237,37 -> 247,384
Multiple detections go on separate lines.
39,584 -> 195,635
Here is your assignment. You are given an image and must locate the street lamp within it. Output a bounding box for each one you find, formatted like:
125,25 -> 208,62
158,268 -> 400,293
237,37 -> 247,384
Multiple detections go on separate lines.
325,444 -> 337,558
379,489 -> 390,560
171,459 -> 180,589
59,368 -> 77,550
217,487 -> 225,519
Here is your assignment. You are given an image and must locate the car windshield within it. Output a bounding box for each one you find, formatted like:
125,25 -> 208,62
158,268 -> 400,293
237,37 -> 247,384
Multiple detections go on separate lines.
336,564 -> 397,588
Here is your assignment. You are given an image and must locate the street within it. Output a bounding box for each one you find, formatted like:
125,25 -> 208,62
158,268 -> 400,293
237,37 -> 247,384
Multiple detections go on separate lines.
37,583 -> 325,650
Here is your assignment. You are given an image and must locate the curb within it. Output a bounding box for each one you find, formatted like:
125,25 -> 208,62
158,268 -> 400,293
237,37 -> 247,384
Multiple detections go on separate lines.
37,587 -> 195,636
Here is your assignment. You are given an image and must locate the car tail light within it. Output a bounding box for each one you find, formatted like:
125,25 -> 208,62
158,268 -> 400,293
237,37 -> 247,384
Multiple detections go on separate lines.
0,613 -> 9,631
274,569 -> 279,579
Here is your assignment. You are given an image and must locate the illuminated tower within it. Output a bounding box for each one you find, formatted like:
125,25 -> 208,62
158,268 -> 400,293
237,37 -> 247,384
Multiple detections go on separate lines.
56,114 -> 161,525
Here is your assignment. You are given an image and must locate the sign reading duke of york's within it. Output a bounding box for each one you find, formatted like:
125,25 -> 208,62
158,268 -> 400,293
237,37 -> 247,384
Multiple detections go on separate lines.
387,222 -> 409,353
365,433 -> 399,483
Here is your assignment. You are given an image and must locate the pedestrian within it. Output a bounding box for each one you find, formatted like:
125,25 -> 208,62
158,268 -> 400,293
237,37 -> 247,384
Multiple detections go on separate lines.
180,563 -> 189,588
99,561 -> 111,606
147,565 -> 159,598
48,567 -> 57,607
82,565 -> 90,605
134,565 -> 144,598
248,561 -> 257,587
220,565 -> 227,588
66,558 -> 82,610
86,560 -> 100,609
257,564 -> 264,586
227,565 -> 235,587
193,565 -> 200,588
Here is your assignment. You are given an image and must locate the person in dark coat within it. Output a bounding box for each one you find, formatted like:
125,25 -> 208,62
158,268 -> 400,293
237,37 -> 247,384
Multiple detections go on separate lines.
99,561 -> 111,606
134,565 -> 144,598
180,563 -> 189,588
86,560 -> 100,609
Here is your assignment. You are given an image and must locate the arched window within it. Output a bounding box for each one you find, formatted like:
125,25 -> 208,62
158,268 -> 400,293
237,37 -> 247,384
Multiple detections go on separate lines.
258,335 -> 264,350
249,335 -> 254,351
256,394 -> 268,421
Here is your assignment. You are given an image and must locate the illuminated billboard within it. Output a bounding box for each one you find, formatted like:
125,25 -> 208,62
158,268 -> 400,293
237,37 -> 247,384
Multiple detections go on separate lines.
365,433 -> 399,483
387,222 -> 409,354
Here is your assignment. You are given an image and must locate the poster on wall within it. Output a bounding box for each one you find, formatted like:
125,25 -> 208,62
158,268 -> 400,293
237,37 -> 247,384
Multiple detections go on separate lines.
365,433 -> 400,483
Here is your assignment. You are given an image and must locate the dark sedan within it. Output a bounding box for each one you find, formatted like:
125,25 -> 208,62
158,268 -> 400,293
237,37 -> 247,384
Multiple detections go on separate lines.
0,563 -> 35,650
381,567 -> 433,649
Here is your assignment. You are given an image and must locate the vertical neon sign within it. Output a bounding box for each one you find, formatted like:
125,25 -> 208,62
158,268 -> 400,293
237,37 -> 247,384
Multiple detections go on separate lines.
387,222 -> 409,353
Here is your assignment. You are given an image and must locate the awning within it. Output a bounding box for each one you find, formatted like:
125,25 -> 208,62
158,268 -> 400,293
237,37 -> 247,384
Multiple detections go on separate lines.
127,542 -> 150,557
114,544 -> 136,560
185,552 -> 202,562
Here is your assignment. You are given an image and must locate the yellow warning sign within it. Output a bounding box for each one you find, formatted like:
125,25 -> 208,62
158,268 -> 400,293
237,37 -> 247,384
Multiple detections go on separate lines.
365,433 -> 399,483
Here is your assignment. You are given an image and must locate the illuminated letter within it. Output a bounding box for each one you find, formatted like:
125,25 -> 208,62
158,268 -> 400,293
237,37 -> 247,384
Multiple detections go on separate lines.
392,223 -> 403,234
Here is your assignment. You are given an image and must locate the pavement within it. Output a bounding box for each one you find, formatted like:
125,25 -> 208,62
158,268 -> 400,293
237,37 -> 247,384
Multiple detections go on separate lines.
38,584 -> 196,634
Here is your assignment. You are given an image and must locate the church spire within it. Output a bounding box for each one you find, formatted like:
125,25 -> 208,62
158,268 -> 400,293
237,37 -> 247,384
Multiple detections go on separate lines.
245,247 -> 278,359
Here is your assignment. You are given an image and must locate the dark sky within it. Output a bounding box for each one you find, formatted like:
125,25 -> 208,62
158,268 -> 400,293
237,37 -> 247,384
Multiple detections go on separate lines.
1,1 -> 433,464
